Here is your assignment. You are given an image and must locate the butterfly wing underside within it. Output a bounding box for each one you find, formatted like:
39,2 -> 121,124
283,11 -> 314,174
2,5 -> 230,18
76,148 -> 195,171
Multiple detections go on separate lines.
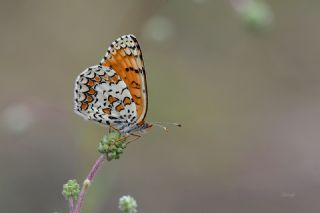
99,34 -> 148,125
74,65 -> 138,131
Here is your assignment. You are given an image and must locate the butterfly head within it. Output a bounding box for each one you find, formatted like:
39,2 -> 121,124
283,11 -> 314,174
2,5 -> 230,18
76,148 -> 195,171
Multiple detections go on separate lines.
137,122 -> 153,133
144,122 -> 153,129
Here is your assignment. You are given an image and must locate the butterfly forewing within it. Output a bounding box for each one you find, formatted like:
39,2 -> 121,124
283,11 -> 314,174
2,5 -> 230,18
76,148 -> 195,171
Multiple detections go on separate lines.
99,34 -> 148,124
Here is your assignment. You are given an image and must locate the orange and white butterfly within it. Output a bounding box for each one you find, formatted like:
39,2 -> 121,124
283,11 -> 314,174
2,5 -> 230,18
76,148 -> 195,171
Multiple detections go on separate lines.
74,34 -> 153,134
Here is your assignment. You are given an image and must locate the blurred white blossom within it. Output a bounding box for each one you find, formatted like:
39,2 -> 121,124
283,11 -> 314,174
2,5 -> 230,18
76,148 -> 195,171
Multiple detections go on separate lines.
281,192 -> 296,198
142,15 -> 175,42
2,103 -> 35,133
192,0 -> 207,4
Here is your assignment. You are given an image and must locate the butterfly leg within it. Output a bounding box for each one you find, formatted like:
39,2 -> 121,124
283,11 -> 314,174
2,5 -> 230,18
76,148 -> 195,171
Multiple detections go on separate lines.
108,127 -> 141,145
109,125 -> 119,133
124,133 -> 141,145
107,126 -> 131,145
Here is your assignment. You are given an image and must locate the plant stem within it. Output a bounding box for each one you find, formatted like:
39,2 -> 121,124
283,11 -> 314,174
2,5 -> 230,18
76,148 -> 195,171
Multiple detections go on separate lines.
74,155 -> 107,213
69,198 -> 74,213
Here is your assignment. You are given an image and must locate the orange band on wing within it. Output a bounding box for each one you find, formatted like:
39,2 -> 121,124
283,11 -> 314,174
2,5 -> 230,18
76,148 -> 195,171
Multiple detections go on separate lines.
100,35 -> 148,123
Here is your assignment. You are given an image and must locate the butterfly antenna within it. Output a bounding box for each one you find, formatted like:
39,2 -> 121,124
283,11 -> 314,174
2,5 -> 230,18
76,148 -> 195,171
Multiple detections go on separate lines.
152,122 -> 182,132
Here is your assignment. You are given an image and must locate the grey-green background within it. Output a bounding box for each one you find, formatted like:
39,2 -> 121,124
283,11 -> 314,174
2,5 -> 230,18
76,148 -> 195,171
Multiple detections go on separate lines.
1,0 -> 320,212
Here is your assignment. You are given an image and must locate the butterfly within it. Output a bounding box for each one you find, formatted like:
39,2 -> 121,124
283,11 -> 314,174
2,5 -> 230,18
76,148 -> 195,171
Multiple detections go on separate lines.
74,34 -> 155,135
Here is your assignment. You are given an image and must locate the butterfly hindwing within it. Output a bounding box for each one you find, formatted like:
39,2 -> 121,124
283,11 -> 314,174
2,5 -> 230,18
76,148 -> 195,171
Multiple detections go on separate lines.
74,65 -> 138,130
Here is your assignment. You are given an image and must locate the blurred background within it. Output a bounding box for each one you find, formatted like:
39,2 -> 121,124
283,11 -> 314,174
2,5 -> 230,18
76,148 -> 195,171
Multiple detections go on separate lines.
1,0 -> 320,212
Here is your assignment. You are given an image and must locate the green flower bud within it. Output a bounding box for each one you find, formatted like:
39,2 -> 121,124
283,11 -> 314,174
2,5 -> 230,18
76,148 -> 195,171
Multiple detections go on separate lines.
101,135 -> 109,143
106,152 -> 116,160
98,130 -> 127,160
62,179 -> 80,200
241,0 -> 273,31
103,144 -> 109,150
119,195 -> 138,213
98,143 -> 104,153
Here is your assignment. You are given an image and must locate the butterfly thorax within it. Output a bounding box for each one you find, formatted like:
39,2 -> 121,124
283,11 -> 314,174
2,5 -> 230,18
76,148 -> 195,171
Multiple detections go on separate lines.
120,122 -> 152,134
